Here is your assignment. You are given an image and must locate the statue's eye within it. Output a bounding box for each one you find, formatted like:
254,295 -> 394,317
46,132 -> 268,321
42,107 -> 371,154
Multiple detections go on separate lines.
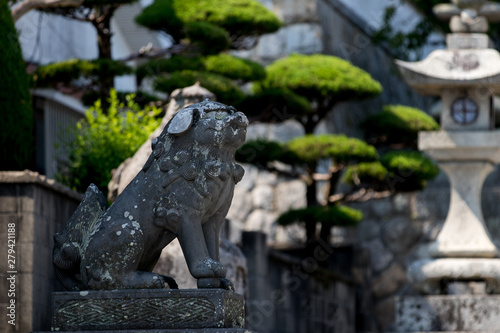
215,111 -> 228,120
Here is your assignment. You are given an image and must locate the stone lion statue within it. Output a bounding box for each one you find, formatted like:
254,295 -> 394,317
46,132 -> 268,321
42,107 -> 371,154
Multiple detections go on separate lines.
53,100 -> 248,290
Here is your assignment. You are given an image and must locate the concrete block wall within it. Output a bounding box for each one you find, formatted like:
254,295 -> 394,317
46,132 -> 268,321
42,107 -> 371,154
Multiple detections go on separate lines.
0,171 -> 80,333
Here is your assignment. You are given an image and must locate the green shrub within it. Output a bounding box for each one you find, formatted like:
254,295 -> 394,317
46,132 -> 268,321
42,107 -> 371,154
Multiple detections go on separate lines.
185,22 -> 231,54
287,134 -> 378,166
135,0 -> 281,42
203,54 -> 265,81
235,87 -> 311,122
277,205 -> 363,228
362,104 -> 439,145
235,139 -> 301,166
136,56 -> 204,83
256,54 -> 383,102
381,150 -> 440,191
134,0 -> 184,40
0,1 -> 33,170
343,161 -> 388,187
33,59 -> 132,87
56,89 -> 161,193
153,70 -> 245,105
172,0 -> 281,37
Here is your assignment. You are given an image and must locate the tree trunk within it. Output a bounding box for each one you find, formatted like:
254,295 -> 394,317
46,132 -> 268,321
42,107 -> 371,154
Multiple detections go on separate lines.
305,168 -> 318,245
93,5 -> 116,110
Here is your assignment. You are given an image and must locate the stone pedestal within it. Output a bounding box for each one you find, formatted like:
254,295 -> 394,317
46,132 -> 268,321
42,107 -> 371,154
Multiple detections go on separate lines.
50,289 -> 251,333
395,295 -> 500,332
430,161 -> 497,258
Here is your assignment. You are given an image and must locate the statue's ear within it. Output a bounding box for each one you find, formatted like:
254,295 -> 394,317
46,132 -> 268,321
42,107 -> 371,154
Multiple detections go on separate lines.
167,108 -> 197,136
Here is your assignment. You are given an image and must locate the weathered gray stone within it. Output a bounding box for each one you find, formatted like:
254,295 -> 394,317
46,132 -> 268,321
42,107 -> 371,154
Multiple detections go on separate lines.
274,223 -> 306,244
274,180 -> 307,214
426,161 -> 499,258
357,219 -> 381,242
447,32 -> 491,49
408,258 -> 500,294
54,101 -> 248,291
256,170 -> 279,186
254,23 -> 322,62
107,82 -> 216,202
51,289 -> 245,331
227,186 -> 254,224
285,23 -> 322,54
268,0 -> 318,24
244,210 -> 278,236
267,119 -> 304,142
395,295 -> 500,332
252,185 -> 274,210
235,164 -> 258,191
363,239 -> 394,273
374,297 -> 395,332
372,264 -> 406,299
382,218 -> 420,254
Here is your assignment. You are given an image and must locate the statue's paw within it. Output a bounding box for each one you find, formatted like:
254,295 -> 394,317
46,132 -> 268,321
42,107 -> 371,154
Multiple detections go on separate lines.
219,278 -> 234,292
161,275 -> 178,289
197,277 -> 221,289
193,258 -> 226,278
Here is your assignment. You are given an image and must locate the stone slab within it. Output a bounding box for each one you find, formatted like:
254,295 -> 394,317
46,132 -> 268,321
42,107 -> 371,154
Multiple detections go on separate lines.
418,131 -> 500,163
395,49 -> 500,95
447,33 -> 491,49
408,258 -> 500,294
51,289 -> 245,332
395,295 -> 500,332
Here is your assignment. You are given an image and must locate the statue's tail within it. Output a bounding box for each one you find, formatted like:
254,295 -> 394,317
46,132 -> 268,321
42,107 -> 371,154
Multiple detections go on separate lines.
53,184 -> 108,290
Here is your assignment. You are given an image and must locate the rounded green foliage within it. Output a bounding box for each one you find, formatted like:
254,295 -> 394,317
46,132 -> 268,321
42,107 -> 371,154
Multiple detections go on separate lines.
342,161 -> 387,185
203,54 -> 265,81
185,22 -> 231,54
173,0 -> 281,37
89,58 -> 133,78
136,56 -> 204,83
153,70 -> 245,105
235,88 -> 311,122
381,150 -> 440,191
0,0 -> 33,170
82,90 -> 163,107
33,59 -> 132,87
235,139 -> 301,166
287,134 -> 378,166
56,90 -> 162,193
33,59 -> 86,86
362,104 -> 439,146
257,54 -> 382,102
135,0 -> 184,40
277,205 -> 363,228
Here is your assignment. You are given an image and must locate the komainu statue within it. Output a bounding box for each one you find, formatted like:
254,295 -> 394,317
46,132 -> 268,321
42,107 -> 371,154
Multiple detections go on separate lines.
53,100 -> 248,291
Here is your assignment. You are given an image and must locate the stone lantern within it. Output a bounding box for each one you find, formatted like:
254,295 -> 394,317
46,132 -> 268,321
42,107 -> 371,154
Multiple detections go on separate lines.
395,1 -> 500,331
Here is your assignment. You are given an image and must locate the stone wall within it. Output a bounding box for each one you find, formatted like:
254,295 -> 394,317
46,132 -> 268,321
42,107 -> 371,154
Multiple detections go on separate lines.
0,171 -> 81,333
242,232 -> 356,333
234,0 -> 322,65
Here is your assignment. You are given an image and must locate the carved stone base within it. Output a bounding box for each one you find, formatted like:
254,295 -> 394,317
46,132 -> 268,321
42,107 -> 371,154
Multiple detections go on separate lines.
51,289 -> 247,332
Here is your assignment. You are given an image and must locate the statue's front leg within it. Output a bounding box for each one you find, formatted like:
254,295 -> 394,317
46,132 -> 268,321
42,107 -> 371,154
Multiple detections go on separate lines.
176,213 -> 226,288
202,216 -> 234,291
